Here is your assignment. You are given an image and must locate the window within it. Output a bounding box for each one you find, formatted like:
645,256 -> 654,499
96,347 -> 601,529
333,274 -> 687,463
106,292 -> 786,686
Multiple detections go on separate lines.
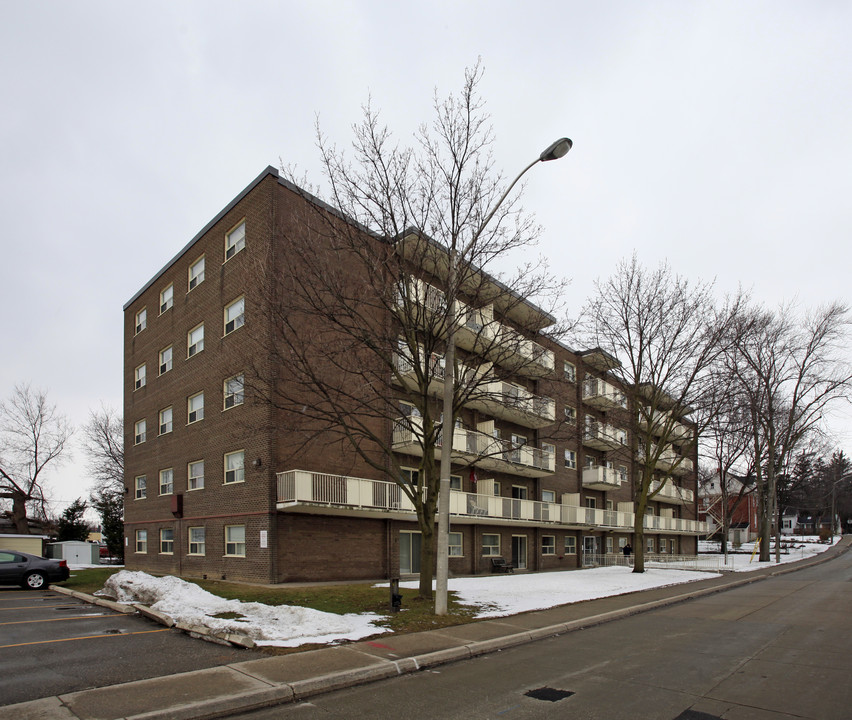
134,363 -> 146,390
225,221 -> 246,261
188,256 -> 205,290
606,499 -> 614,511
160,528 -> 174,554
224,297 -> 245,335
618,537 -> 627,550
188,527 -> 205,555
563,361 -> 576,382
187,392 -> 204,424
224,374 -> 244,409
448,532 -> 463,557
135,475 -> 147,500
188,460 -> 204,490
585,497 -> 596,509
542,489 -> 556,503
647,537 -> 655,553
159,468 -> 174,495
448,474 -> 462,490
564,449 -> 576,469
564,406 -> 576,424
617,429 -> 628,446
187,324 -> 204,357
659,538 -> 667,553
159,284 -> 173,314
400,467 -> 419,485
606,537 -> 614,554
481,534 -> 500,556
670,539 -> 676,554
159,406 -> 173,435
225,525 -> 246,556
135,307 -> 147,334
159,346 -> 173,375
542,536 -> 556,555
134,419 -> 146,445
224,450 -> 245,484
135,529 -> 147,553
565,536 -> 577,554
619,465 -> 628,483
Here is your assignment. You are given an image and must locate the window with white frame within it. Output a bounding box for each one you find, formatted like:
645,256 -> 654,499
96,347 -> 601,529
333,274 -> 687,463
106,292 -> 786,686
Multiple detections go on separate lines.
585,497 -> 596,509
448,532 -> 463,557
606,537 -> 614,554
225,221 -> 246,261
134,363 -> 146,390
135,475 -> 147,499
159,468 -> 173,495
135,529 -> 147,553
606,499 -> 614,510
188,256 -> 205,290
159,346 -> 173,375
618,537 -> 627,550
449,474 -> 462,490
134,419 -> 146,445
564,406 -> 576,424
542,489 -> 556,503
225,525 -> 246,556
187,324 -> 204,357
224,374 -> 244,409
159,406 -> 172,435
481,534 -> 500,556
564,536 -> 577,554
188,527 -> 205,555
187,392 -> 204,424
159,284 -> 173,314
618,465 -> 628,484
659,538 -> 667,553
564,449 -> 577,469
647,537 -> 655,553
542,536 -> 556,555
188,460 -> 204,490
160,528 -> 174,554
224,450 -> 245,484
563,361 -> 576,382
617,429 -> 628,445
135,307 -> 147,334
224,297 -> 245,335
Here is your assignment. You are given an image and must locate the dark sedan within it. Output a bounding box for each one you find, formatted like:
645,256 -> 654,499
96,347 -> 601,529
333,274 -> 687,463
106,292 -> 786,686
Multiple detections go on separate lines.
0,550 -> 70,589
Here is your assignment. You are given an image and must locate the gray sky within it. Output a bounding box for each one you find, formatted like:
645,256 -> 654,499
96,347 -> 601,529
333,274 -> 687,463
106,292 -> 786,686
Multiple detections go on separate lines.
2,1 -> 850,513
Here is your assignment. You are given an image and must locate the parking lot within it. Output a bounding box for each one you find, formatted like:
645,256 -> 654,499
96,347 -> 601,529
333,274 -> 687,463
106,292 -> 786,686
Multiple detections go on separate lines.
0,586 -> 262,706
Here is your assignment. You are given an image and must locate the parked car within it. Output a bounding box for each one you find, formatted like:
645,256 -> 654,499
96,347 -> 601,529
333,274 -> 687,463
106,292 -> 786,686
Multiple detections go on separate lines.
0,550 -> 70,589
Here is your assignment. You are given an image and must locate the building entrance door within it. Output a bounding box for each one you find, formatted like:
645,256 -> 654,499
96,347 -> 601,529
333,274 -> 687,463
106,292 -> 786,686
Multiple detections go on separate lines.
399,531 -> 422,574
511,535 -> 527,569
583,536 -> 600,566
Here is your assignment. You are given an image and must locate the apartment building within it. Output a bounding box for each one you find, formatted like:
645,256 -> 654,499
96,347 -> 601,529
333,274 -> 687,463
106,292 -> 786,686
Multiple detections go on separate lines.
123,166 -> 705,584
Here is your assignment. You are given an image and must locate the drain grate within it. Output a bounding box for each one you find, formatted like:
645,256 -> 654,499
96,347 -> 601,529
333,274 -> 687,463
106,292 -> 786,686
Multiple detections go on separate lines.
673,712 -> 722,720
524,687 -> 575,702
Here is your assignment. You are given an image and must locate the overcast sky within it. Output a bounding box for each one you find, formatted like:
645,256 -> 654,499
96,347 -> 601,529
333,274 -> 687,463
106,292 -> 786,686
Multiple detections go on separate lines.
2,1 -> 850,514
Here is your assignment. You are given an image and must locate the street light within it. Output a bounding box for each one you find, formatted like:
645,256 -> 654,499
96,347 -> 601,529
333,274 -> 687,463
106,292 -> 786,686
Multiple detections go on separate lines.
434,138 -> 573,615
829,472 -> 852,543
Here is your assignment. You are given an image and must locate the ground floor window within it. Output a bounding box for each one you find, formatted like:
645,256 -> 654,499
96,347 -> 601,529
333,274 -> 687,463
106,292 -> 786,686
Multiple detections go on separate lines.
565,536 -> 577,554
448,531 -> 463,557
399,530 -> 422,573
606,536 -> 614,554
135,529 -> 147,553
542,536 -> 555,555
671,539 -> 677,554
481,533 -> 500,556
188,527 -> 205,555
225,525 -> 246,556
160,528 -> 174,554
647,537 -> 654,553
659,538 -> 667,553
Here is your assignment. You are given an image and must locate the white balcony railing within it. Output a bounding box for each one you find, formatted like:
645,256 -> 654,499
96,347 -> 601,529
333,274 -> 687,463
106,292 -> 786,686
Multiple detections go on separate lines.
650,478 -> 695,505
582,378 -> 627,409
276,470 -> 708,534
582,465 -> 625,491
639,444 -> 695,477
637,409 -> 693,442
583,420 -> 627,451
392,416 -> 555,477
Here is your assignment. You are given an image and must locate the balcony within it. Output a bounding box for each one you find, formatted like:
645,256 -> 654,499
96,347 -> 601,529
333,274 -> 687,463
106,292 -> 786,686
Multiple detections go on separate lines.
650,478 -> 695,505
582,420 -> 627,451
582,465 -> 625,491
582,378 -> 627,410
639,444 -> 695,477
392,416 -> 555,477
637,409 -> 693,442
276,470 -> 706,534
465,381 -> 555,429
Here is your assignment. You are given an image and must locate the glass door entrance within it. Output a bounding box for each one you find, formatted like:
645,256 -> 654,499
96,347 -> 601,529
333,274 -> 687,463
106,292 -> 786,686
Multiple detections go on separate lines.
400,531 -> 422,574
511,535 -> 527,569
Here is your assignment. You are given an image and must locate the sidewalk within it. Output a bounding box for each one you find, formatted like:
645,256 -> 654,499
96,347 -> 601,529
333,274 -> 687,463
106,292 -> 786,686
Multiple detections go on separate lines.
7,538 -> 850,720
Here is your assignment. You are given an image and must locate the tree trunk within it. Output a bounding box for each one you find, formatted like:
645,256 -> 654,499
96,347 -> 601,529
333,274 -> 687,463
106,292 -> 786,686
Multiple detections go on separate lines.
11,492 -> 29,534
418,522 -> 435,599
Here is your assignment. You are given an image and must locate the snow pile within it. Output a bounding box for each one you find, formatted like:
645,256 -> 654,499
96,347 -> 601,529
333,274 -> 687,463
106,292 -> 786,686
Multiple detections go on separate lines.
101,571 -> 385,647
388,566 -> 720,618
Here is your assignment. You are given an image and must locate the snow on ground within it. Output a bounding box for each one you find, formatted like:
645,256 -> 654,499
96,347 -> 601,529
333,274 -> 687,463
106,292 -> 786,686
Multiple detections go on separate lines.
390,567 -> 720,618
698,535 -> 836,572
98,571 -> 384,647
78,536 -> 837,647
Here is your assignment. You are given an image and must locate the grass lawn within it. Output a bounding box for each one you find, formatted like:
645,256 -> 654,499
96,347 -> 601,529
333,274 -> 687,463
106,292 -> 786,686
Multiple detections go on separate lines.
58,567 -> 480,638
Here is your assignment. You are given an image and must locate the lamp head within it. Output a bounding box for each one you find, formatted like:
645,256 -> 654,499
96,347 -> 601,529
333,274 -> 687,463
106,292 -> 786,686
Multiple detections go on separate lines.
540,138 -> 573,162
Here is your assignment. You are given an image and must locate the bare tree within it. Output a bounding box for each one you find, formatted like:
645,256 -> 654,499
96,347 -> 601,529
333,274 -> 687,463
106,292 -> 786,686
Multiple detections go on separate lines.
83,405 -> 124,559
728,302 -> 852,561
245,63 -> 570,603
581,255 -> 741,572
0,384 -> 72,534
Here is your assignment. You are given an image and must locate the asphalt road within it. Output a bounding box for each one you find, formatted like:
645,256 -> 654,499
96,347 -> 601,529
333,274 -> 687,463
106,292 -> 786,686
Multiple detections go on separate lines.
229,552 -> 852,720
0,586 -> 262,706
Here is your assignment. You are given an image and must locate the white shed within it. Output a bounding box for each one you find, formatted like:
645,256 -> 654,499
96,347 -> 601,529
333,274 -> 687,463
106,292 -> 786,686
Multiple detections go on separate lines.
47,541 -> 99,565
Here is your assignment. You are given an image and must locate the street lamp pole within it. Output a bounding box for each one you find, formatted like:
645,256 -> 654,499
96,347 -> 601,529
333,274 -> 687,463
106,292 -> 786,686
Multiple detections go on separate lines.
829,472 -> 852,543
434,138 -> 572,615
